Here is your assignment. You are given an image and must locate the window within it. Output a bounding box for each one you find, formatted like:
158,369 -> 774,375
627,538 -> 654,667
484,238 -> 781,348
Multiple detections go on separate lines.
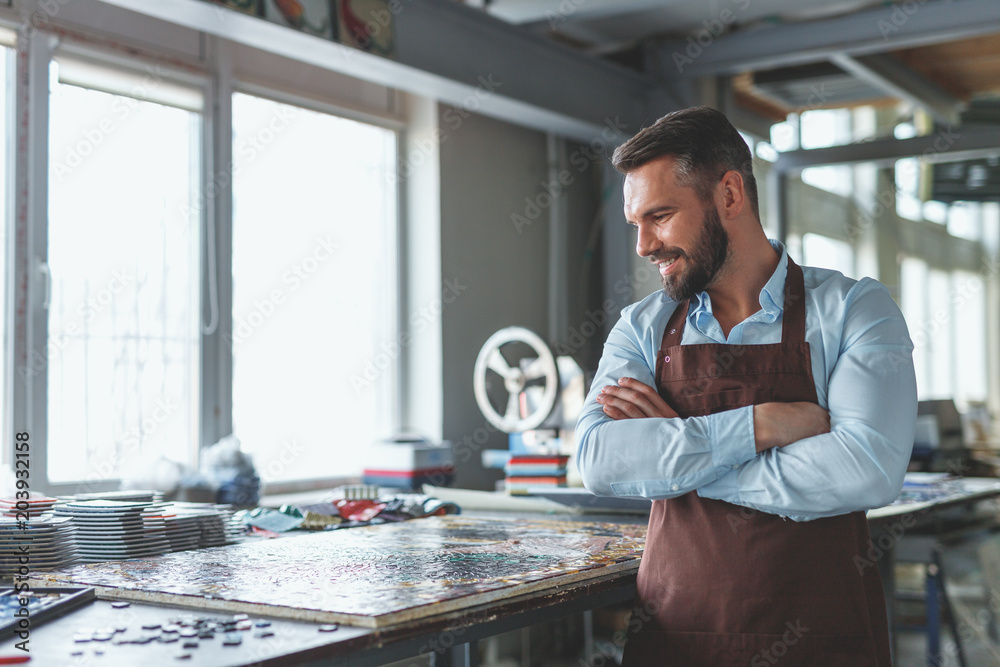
230,92 -> 398,483
894,157 -> 924,222
45,58 -> 202,485
947,202 -> 982,242
900,257 -> 988,408
802,233 -> 855,278
800,109 -> 853,197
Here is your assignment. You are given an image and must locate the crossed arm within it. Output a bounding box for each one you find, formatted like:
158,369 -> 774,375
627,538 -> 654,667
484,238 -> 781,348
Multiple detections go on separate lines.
575,282 -> 917,520
596,378 -> 830,454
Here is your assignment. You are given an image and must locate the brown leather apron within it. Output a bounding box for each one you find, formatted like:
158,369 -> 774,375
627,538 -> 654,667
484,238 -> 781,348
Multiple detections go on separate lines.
622,259 -> 891,666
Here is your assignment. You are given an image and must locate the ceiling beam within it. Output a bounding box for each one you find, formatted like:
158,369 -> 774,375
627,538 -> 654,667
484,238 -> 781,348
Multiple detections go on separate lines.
774,125 -> 1000,174
829,53 -> 963,126
657,0 -> 1000,78
494,0 -> 684,26
94,0 -> 656,142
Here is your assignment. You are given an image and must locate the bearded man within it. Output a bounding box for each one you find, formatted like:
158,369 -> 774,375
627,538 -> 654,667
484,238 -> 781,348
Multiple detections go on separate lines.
576,106 -> 916,666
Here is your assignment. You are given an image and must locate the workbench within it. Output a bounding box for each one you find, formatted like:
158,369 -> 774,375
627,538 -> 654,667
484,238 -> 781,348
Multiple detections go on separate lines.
3,513 -> 644,666
0,570 -> 635,666
868,476 -> 1000,666
5,481 -> 1000,667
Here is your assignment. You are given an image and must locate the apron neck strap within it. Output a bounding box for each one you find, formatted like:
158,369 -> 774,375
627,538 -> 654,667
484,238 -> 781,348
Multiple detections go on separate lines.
781,257 -> 807,343
661,299 -> 689,348
659,255 -> 808,348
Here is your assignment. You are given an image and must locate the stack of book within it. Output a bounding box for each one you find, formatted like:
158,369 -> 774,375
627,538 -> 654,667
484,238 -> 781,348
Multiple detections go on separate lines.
505,454 -> 569,492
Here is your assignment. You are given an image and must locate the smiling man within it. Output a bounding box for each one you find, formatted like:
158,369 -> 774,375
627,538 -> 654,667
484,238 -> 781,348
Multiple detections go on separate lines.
575,107 -> 916,666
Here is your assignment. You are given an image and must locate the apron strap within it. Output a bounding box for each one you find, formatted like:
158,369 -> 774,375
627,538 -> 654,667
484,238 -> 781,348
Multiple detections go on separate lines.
661,300 -> 689,348
781,258 -> 807,343
656,300 -> 690,382
657,254 -> 808,353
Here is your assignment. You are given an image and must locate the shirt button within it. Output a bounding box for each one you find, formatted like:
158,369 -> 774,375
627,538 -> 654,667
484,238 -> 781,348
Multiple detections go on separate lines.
671,484 -> 679,491
664,355 -> 670,363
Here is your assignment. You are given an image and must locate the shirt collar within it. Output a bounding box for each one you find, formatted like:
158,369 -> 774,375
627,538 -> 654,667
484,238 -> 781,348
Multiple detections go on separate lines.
690,239 -> 788,326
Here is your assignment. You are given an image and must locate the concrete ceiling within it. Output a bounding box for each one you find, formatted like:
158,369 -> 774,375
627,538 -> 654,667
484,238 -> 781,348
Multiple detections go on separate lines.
472,0 -> 1000,127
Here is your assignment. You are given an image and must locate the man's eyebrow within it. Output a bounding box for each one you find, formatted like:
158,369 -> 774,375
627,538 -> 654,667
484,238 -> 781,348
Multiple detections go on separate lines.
640,205 -> 677,218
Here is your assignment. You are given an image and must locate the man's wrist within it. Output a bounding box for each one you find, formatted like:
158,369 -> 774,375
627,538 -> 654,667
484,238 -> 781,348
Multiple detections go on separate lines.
753,404 -> 773,453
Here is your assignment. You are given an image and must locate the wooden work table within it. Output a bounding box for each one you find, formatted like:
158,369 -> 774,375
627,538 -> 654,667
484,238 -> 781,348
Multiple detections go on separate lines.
4,481 -> 1000,667
8,513 -> 644,667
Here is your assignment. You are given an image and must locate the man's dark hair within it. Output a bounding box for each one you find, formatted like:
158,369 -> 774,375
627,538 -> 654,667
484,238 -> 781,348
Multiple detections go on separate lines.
611,106 -> 759,220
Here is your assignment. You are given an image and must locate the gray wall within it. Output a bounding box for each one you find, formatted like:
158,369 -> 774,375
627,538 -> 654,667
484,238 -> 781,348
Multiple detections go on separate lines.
437,106 -> 601,490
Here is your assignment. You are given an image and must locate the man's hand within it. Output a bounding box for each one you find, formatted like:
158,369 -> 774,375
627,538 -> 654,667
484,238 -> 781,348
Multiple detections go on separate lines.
753,402 -> 830,453
595,377 -> 680,420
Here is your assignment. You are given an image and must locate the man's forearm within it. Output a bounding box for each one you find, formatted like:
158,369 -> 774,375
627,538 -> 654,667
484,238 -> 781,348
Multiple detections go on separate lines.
575,401 -> 757,498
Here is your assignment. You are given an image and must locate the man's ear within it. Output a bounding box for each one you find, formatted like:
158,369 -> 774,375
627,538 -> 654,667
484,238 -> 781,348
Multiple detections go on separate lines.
717,170 -> 746,219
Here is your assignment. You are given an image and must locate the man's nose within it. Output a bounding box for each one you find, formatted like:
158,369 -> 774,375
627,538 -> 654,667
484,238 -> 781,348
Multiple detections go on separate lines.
636,224 -> 659,257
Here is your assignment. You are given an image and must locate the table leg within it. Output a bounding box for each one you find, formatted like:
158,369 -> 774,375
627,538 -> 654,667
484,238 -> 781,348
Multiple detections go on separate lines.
431,642 -> 477,667
877,532 -> 898,663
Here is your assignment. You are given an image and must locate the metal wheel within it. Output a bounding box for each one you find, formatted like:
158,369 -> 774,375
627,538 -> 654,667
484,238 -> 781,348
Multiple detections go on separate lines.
473,327 -> 559,432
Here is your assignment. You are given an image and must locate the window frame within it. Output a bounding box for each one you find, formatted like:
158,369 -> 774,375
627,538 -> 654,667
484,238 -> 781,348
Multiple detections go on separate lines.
226,81 -> 404,493
17,35 -> 210,495
8,25 -> 406,495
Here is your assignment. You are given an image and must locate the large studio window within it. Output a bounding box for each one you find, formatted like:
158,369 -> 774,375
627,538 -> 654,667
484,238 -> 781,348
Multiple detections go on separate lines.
802,233 -> 855,279
799,109 -> 853,198
900,257 -> 987,407
46,57 -> 203,484
231,92 -> 398,483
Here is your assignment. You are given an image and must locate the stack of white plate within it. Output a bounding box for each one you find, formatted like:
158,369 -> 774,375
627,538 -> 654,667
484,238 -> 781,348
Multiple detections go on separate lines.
53,500 -> 171,562
69,490 -> 164,504
161,511 -> 203,552
0,496 -> 59,519
159,503 -> 243,550
0,516 -> 80,575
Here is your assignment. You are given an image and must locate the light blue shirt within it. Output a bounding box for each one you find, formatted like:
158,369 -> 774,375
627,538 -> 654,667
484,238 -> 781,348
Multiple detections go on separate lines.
576,241 -> 917,521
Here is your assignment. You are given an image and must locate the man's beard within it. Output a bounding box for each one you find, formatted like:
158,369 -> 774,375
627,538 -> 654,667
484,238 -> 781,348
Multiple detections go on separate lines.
658,204 -> 730,302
